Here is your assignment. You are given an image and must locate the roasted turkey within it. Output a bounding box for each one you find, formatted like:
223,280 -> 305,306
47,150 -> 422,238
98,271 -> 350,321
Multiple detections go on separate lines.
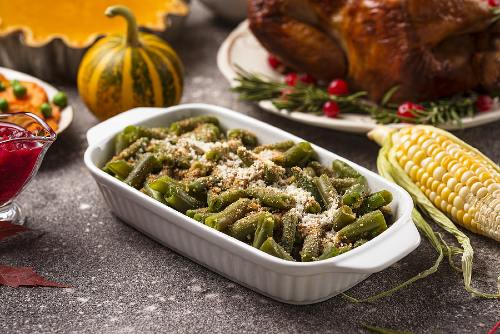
247,0 -> 500,102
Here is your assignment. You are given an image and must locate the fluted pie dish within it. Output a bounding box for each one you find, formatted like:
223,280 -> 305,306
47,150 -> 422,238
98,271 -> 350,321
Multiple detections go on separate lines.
0,0 -> 189,81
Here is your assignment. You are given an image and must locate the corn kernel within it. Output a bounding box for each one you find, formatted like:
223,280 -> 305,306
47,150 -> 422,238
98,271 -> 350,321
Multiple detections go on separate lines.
433,166 -> 446,180
453,196 -> 464,210
413,151 -> 426,165
436,183 -> 445,195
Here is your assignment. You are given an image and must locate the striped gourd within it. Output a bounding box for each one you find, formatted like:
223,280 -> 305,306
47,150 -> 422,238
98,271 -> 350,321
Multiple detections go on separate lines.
77,6 -> 183,120
368,125 -> 499,299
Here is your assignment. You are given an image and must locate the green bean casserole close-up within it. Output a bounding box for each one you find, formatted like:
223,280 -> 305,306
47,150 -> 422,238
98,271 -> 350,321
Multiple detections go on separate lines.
103,115 -> 394,262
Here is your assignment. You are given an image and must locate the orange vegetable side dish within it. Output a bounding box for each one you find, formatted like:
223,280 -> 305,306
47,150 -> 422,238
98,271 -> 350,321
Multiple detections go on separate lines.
0,74 -> 61,131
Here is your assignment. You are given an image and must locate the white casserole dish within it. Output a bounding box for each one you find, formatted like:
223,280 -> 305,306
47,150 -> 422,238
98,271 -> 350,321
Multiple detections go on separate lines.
84,103 -> 420,304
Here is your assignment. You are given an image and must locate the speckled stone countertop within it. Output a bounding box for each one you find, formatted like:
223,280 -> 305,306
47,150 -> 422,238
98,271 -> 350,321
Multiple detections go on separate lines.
1,2 -> 499,334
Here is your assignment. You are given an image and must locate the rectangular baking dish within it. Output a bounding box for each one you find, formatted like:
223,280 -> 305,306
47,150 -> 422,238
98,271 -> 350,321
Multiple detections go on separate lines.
84,103 -> 420,304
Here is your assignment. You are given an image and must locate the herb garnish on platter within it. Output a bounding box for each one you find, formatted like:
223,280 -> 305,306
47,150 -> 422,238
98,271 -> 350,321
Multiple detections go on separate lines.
232,67 -> 493,127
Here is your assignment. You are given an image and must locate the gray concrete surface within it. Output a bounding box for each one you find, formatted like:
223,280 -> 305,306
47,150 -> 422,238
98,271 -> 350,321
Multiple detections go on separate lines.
1,2 -> 499,333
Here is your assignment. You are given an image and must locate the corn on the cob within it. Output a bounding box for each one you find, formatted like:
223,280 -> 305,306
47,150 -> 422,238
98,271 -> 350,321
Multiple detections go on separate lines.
368,125 -> 499,299
389,126 -> 499,241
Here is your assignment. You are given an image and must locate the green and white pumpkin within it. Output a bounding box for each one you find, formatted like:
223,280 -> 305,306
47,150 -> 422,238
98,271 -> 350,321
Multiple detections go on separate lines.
78,5 -> 183,120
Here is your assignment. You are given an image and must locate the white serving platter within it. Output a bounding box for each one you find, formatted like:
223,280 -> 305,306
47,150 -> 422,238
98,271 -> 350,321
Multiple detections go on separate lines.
84,103 -> 420,304
217,20 -> 500,134
0,66 -> 73,134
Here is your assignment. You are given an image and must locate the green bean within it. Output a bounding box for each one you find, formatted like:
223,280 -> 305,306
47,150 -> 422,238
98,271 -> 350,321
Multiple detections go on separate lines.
104,160 -> 132,179
208,189 -> 248,212
356,190 -> 393,215
114,125 -> 141,154
187,160 -> 212,177
205,198 -> 259,231
263,162 -> 284,184
300,227 -> 322,262
329,205 -> 357,231
305,199 -> 322,213
193,123 -> 220,142
227,129 -> 258,148
205,140 -> 241,161
274,142 -> 315,167
291,167 -> 323,205
314,174 -> 340,209
186,207 -> 209,219
342,183 -> 366,208
142,184 -> 165,203
125,154 -> 161,189
330,177 -> 361,192
335,210 -> 388,244
247,187 -> 295,209
260,237 -> 294,261
193,211 -> 212,223
148,175 -> 181,194
142,127 -> 169,139
253,140 -> 294,153
252,213 -> 275,248
280,211 -> 299,253
237,146 -> 256,167
303,167 -> 316,178
114,126 -> 167,154
114,137 -> 149,161
317,244 -> 352,260
307,161 -> 334,177
186,176 -> 217,200
169,115 -> 219,135
165,187 -> 203,213
228,211 -> 268,241
332,159 -> 362,178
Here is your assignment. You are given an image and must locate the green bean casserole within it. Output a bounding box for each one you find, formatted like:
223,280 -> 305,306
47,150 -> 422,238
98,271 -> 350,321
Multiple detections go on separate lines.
103,115 -> 394,262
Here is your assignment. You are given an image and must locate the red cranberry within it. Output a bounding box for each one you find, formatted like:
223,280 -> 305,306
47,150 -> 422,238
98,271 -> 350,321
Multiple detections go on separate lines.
475,95 -> 493,112
323,101 -> 340,118
285,73 -> 298,86
397,102 -> 424,118
267,54 -> 282,70
298,74 -> 316,85
488,0 -> 499,6
327,79 -> 349,96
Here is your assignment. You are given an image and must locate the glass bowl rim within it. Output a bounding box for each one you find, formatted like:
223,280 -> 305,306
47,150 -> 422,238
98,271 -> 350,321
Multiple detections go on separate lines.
0,112 -> 56,144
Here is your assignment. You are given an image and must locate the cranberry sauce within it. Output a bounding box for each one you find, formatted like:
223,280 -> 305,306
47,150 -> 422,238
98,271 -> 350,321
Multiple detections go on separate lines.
0,122 -> 43,206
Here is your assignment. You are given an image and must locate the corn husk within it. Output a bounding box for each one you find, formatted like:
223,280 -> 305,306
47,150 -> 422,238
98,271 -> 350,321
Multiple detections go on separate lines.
350,126 -> 500,300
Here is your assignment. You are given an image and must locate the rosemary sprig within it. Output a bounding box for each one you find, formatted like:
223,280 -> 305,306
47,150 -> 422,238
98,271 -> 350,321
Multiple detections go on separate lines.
232,68 -> 479,127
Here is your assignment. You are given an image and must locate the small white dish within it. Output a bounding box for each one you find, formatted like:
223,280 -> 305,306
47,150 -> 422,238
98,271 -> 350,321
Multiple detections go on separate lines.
84,103 -> 420,304
217,21 -> 500,134
0,66 -> 74,134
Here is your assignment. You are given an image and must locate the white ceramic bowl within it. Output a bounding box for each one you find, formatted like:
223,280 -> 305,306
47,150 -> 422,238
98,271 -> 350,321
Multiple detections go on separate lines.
84,103 -> 420,304
198,0 -> 247,22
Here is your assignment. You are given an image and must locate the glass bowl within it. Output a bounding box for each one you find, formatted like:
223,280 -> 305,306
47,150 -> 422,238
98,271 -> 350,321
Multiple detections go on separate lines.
0,112 -> 56,224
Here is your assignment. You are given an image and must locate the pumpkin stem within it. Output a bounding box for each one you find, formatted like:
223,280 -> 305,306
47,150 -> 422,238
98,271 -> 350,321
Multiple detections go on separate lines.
105,5 -> 141,47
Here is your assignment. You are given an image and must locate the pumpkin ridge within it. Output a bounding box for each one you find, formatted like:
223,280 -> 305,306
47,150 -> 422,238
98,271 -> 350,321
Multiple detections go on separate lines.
130,48 -> 155,106
138,48 -> 163,107
144,48 -> 176,106
146,47 -> 182,104
86,45 -> 123,111
121,48 -> 134,109
96,48 -> 125,120
144,38 -> 183,76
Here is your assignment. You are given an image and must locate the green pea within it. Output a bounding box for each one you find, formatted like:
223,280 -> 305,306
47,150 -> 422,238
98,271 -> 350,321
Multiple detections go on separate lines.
0,82 -> 5,92
0,98 -> 9,112
40,103 -> 52,118
13,84 -> 27,99
10,80 -> 20,86
52,91 -> 68,108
